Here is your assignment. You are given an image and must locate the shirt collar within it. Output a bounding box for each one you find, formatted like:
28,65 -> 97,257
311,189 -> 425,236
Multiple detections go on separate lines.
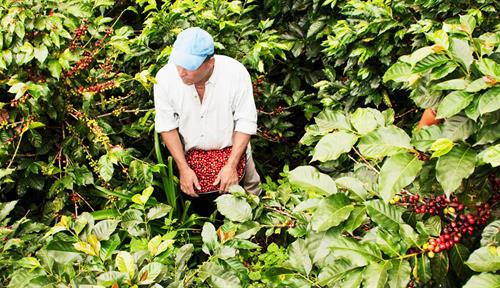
206,55 -> 218,85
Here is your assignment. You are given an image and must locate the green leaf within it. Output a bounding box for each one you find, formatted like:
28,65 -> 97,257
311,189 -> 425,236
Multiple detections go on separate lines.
199,262 -> 240,288
288,166 -> 337,195
317,259 -> 362,286
34,45 -> 48,64
201,222 -> 219,253
311,193 -> 354,232
358,126 -> 412,159
413,54 -> 449,73
413,255 -> 431,284
0,200 -> 17,222
344,207 -> 367,234
147,203 -> 171,220
366,200 -> 403,231
330,236 -> 383,265
98,154 -> 115,182
307,20 -> 325,39
478,144 -> 500,167
378,153 -> 423,203
216,194 -> 252,223
285,239 -> 312,276
306,230 -> 339,266
477,58 -> 500,79
383,62 -> 413,83
93,219 -> 119,241
363,261 -> 391,288
478,87 -> 500,115
110,40 -> 131,54
481,220 -> 500,246
116,251 -> 136,279
466,246 -> 500,272
450,38 -> 474,71
466,78 -> 492,93
436,145 -> 476,197
412,125 -> 444,151
387,259 -> 411,288
138,262 -> 164,285
312,131 -> 358,162
436,91 -> 474,119
442,115 -> 476,142
433,79 -> 469,91
475,123 -> 500,145
131,186 -> 153,206
463,273 -> 500,288
408,46 -> 435,66
97,271 -> 127,286
430,138 -> 455,158
431,62 -> 457,80
424,216 -> 442,237
336,176 -> 367,200
314,109 -> 351,132
351,108 -> 386,135
450,244 -> 472,279
459,14 -> 476,34
47,60 -> 62,79
430,251 -> 449,283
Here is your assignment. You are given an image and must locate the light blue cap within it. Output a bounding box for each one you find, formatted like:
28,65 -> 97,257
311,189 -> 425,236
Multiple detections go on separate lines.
169,27 -> 214,71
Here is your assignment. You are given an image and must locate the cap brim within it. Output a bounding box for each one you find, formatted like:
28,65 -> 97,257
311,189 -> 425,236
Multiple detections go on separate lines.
168,50 -> 205,71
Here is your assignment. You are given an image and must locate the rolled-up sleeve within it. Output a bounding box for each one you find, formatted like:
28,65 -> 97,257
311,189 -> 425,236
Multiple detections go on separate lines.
154,82 -> 178,133
232,70 -> 257,135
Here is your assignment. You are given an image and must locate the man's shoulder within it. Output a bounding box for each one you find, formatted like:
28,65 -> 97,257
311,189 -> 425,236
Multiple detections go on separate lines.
215,55 -> 248,74
155,63 -> 177,83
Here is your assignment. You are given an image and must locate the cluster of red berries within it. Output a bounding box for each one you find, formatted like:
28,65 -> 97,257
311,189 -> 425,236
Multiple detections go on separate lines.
70,192 -> 80,203
66,51 -> 94,77
69,22 -> 88,51
10,93 -> 30,107
258,126 -> 284,142
252,77 -> 264,97
185,147 -> 246,193
78,80 -> 115,93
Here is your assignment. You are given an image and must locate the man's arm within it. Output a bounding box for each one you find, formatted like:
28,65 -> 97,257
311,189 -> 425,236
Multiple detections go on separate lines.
160,130 -> 200,197
213,132 -> 250,192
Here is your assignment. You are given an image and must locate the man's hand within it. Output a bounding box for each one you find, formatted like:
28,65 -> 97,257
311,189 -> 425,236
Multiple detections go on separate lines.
179,167 -> 201,197
213,165 -> 239,193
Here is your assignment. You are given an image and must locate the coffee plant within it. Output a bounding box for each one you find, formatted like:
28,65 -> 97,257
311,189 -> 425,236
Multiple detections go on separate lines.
0,0 -> 499,287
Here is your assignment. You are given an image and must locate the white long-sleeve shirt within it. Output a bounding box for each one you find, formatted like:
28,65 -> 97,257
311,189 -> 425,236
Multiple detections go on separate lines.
154,55 -> 257,152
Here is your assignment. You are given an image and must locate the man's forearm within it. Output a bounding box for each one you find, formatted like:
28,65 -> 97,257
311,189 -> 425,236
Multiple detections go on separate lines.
160,130 -> 190,171
226,132 -> 251,169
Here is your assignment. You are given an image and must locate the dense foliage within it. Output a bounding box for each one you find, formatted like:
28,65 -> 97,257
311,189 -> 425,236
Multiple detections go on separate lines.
0,0 -> 499,287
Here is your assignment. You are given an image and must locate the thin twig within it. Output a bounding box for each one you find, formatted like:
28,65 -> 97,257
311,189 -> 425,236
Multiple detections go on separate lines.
352,147 -> 380,174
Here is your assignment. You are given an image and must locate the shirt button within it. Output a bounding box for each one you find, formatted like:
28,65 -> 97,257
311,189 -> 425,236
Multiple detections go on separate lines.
201,115 -> 204,118
200,134 -> 204,137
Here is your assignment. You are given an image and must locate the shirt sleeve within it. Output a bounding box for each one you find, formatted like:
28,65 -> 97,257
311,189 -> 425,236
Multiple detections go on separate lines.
154,81 -> 179,133
232,68 -> 257,135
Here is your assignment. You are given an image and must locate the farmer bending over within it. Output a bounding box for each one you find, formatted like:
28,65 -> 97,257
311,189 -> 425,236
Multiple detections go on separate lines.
154,27 -> 261,213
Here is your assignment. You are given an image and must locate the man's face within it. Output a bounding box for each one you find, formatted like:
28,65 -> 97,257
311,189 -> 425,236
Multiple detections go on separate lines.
176,57 -> 214,85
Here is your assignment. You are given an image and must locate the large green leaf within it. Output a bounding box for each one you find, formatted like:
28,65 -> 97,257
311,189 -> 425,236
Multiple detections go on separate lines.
466,247 -> 500,272
306,230 -> 339,266
366,200 -> 403,231
288,166 -> 337,195
463,273 -> 500,288
93,220 -> 119,241
478,87 -> 500,115
450,244 -> 473,280
412,125 -> 444,151
363,261 -> 391,288
430,251 -> 449,283
387,259 -> 411,288
477,58 -> 500,79
344,207 -> 367,234
115,251 -> 136,279
318,259 -> 362,286
378,153 -> 423,203
413,255 -> 431,284
312,131 -> 358,162
436,145 -> 476,197
0,200 -> 17,222
481,220 -> 500,246
407,46 -> 435,65
433,79 -> 469,91
450,38 -> 473,71
363,227 -> 401,258
478,144 -> 500,167
358,126 -> 412,159
329,236 -> 383,266
314,109 -> 351,132
442,115 -> 476,142
336,176 -> 368,200
431,62 -> 457,80
475,123 -> 500,146
199,262 -> 240,288
351,108 -> 386,135
413,53 -> 449,73
147,203 -> 171,220
311,193 -> 354,232
138,262 -> 164,285
285,239 -> 312,276
436,91 -> 474,119
383,61 -> 413,83
201,222 -> 219,253
466,78 -> 492,93
215,194 -> 252,223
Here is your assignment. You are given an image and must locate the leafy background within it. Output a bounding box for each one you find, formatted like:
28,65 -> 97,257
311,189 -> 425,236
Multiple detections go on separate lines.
0,0 -> 499,287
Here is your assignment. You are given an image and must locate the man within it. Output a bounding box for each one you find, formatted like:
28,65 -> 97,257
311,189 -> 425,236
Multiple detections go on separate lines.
153,27 -> 261,212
